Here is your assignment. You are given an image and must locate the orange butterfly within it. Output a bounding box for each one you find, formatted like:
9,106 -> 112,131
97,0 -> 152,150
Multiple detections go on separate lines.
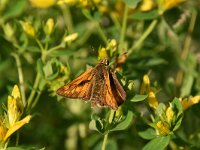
56,59 -> 126,110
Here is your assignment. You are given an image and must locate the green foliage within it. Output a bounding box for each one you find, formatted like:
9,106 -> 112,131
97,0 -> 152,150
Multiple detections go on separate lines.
142,135 -> 171,150
0,0 -> 200,150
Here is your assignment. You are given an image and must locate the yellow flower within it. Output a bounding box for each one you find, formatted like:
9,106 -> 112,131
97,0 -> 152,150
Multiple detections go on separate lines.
3,115 -> 31,142
3,23 -> 15,41
0,85 -> 31,144
156,121 -> 171,136
140,74 -> 150,95
63,33 -> 78,43
180,96 -> 200,111
20,21 -> 36,37
30,0 -> 56,8
98,47 -> 109,60
7,85 -> 24,127
44,18 -> 54,35
139,0 -> 155,12
158,0 -> 186,14
148,91 -> 158,109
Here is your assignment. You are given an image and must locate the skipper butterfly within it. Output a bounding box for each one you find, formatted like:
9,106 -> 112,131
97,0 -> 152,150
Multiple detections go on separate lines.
56,59 -> 126,110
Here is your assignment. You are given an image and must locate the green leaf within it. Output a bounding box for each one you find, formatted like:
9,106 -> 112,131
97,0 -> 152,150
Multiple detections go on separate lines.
111,111 -> 133,131
130,94 -> 148,102
171,97 -> 183,131
171,97 -> 183,114
89,114 -> 107,134
123,0 -> 141,8
43,61 -> 53,77
142,135 -> 171,150
139,128 -> 157,140
3,0 -> 27,20
129,10 -> 159,20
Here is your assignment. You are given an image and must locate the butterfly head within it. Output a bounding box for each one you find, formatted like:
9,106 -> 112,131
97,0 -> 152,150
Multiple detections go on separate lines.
99,59 -> 109,66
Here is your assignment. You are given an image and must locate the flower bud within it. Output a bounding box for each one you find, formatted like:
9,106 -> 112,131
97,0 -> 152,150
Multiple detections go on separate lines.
98,47 -> 109,60
63,33 -> 78,43
3,23 -> 14,41
44,18 -> 54,35
20,21 -> 36,37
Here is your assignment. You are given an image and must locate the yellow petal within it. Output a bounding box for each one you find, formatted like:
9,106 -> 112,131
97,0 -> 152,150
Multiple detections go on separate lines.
30,0 -> 56,8
139,0 -> 155,12
158,0 -> 186,14
0,117 -> 7,142
156,121 -> 170,136
148,91 -> 159,109
163,0 -> 185,10
7,96 -> 19,127
11,85 -> 23,111
11,85 -> 21,100
140,74 -> 150,94
4,115 -> 31,141
166,105 -> 174,123
181,96 -> 200,111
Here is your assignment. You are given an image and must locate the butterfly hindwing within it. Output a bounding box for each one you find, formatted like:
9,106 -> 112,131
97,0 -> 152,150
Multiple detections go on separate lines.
109,72 -> 126,105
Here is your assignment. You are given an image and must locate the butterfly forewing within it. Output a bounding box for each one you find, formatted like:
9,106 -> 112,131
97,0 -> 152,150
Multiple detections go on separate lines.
56,68 -> 94,99
56,59 -> 126,110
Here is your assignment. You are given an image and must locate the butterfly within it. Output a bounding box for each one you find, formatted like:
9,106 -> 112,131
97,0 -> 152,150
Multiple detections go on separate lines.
56,59 -> 126,110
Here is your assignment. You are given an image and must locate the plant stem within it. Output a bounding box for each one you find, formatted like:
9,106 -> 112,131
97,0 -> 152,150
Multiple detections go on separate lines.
101,133 -> 108,150
16,132 -> 19,146
175,10 -> 197,87
127,19 -> 158,56
31,81 -> 46,109
119,4 -> 129,54
46,44 -> 64,55
60,5 -> 74,34
101,110 -> 115,150
12,53 -> 26,106
27,73 -> 41,110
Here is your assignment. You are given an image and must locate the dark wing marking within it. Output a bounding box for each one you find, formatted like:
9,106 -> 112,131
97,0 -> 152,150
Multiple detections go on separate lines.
109,72 -> 126,106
